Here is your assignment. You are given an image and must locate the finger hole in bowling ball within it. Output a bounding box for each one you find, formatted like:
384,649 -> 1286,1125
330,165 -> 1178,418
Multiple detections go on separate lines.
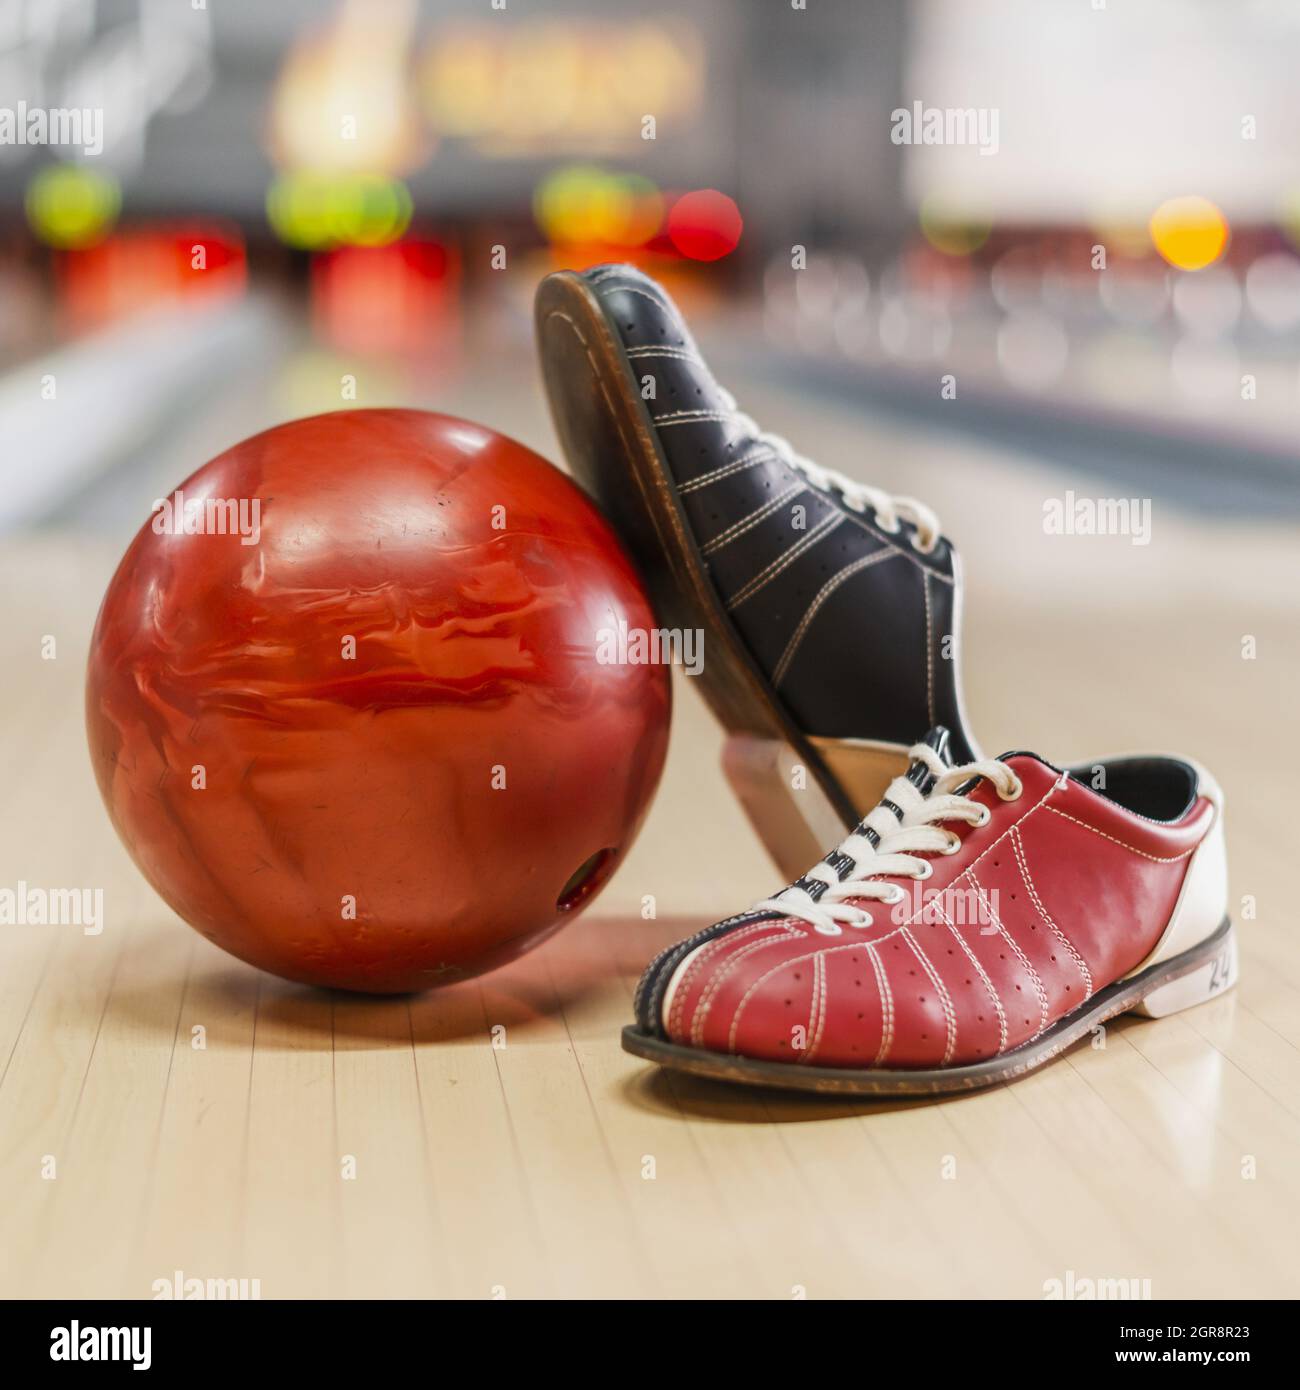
557,848 -> 617,913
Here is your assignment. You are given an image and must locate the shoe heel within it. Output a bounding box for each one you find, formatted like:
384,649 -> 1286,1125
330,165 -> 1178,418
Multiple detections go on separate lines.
1129,928 -> 1238,1018
721,736 -> 848,882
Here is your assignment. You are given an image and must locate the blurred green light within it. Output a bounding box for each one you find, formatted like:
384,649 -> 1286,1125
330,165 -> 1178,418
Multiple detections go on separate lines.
267,172 -> 413,250
25,165 -> 121,249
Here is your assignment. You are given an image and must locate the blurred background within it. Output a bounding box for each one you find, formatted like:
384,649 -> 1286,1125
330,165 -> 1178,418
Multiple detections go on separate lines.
1,0 -> 1297,763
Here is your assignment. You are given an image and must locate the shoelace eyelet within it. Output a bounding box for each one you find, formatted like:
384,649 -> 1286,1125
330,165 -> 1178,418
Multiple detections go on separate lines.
999,777 -> 1024,802
973,806 -> 992,828
939,833 -> 963,855
884,885 -> 906,905
814,923 -> 843,937
912,861 -> 934,881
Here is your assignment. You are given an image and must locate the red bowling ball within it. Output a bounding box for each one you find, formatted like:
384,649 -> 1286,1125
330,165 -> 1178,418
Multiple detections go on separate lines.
86,409 -> 670,992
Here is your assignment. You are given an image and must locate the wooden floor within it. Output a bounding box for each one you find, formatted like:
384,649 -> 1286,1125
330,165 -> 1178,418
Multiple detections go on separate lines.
2,391 -> 1299,1300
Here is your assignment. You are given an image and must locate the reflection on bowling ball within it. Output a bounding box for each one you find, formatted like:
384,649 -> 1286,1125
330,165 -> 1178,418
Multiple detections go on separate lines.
85,409 -> 671,992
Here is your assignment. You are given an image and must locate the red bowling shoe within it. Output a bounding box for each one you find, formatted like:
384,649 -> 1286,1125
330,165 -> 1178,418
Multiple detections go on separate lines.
623,728 -> 1234,1094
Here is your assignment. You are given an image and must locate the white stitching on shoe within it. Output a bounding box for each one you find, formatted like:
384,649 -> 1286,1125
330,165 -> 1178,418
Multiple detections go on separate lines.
1010,826 -> 1094,997
1043,805 -> 1198,862
699,481 -> 806,557
802,953 -> 828,1064
688,923 -> 801,1044
668,920 -> 784,1039
587,265 -> 637,284
726,936 -> 846,1054
723,778 -> 1067,1056
771,548 -> 900,688
903,926 -> 958,1064
865,941 -> 893,1065
677,446 -> 777,493
593,272 -> 952,580
726,512 -> 844,610
836,506 -> 954,582
651,408 -> 733,426
935,902 -> 1008,1053
714,384 -> 941,552
967,867 -> 1050,1036
624,345 -> 704,365
598,283 -> 674,313
923,569 -> 935,727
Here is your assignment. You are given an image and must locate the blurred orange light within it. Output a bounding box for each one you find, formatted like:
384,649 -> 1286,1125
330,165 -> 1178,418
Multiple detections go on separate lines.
667,190 -> 742,262
534,166 -> 662,249
1149,196 -> 1229,271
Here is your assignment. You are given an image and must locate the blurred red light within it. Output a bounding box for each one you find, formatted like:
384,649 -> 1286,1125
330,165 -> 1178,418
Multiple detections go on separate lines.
667,189 -> 743,262
310,240 -> 460,354
56,223 -> 246,329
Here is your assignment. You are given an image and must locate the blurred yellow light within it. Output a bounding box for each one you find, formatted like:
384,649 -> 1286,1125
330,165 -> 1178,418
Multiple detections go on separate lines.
533,166 -> 662,248
918,197 -> 991,257
25,165 -> 120,249
419,19 -> 703,154
621,23 -> 699,112
533,165 -> 606,243
498,30 -> 581,140
267,172 -> 412,250
1149,196 -> 1228,271
421,32 -> 500,139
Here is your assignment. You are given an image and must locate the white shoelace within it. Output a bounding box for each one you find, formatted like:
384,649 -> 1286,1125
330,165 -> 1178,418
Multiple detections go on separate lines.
715,386 -> 942,552
754,742 -> 1024,937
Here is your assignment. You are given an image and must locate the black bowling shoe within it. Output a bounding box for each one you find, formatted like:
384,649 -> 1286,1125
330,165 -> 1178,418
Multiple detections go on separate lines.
535,263 -> 979,879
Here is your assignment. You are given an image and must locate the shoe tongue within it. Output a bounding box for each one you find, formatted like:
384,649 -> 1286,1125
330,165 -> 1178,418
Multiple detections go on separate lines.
905,726 -> 952,793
